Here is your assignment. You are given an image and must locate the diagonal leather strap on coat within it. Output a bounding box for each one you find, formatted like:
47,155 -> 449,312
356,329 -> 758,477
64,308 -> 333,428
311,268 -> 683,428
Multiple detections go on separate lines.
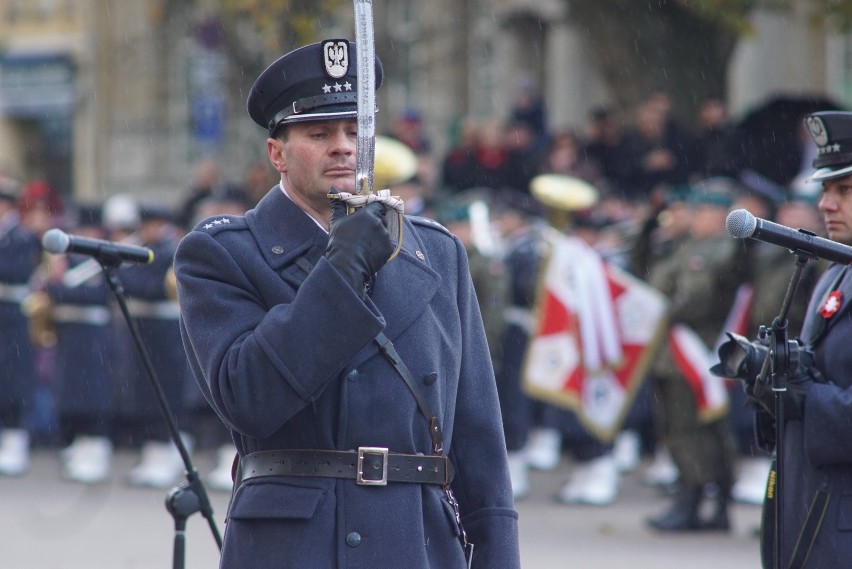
787,486 -> 830,569
373,332 -> 444,453
373,331 -> 471,558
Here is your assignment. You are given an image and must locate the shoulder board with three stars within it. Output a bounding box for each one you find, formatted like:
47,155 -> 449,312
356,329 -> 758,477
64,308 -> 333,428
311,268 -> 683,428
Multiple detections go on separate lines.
409,215 -> 453,238
194,215 -> 246,234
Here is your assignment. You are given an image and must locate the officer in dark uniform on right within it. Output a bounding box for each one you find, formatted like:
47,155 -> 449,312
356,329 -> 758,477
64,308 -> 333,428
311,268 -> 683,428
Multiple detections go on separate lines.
718,111 -> 852,568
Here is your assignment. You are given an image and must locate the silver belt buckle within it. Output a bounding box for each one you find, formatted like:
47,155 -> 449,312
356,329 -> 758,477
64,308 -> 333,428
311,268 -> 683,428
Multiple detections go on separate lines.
356,447 -> 388,486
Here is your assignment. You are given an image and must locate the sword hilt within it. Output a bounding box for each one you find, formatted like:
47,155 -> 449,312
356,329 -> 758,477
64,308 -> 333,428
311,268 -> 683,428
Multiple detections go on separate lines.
328,185 -> 405,261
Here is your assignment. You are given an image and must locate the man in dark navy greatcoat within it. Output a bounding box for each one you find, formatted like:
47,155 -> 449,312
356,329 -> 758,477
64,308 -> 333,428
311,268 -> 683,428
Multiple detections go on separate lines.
718,111 -> 852,568
174,40 -> 520,569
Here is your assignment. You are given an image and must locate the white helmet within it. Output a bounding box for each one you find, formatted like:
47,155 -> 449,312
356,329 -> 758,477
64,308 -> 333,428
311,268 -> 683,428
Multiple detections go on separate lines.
102,194 -> 140,231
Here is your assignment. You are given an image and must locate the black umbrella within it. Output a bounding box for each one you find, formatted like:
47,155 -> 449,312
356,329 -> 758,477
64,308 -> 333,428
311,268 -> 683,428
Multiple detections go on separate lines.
730,94 -> 845,187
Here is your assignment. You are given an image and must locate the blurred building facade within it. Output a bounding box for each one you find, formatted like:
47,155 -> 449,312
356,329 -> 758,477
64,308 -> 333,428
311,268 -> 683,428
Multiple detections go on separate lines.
0,0 -> 850,205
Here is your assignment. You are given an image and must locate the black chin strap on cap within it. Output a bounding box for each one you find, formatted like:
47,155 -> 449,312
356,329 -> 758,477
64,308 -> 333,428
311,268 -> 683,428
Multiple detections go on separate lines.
268,92 -> 359,131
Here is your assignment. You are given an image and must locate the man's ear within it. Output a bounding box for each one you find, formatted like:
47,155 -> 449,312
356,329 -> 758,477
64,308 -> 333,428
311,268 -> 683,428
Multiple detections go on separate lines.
267,138 -> 287,173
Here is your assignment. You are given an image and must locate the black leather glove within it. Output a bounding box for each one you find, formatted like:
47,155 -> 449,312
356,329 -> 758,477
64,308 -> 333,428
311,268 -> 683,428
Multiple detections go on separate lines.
783,367 -> 814,420
325,192 -> 393,299
741,347 -> 820,421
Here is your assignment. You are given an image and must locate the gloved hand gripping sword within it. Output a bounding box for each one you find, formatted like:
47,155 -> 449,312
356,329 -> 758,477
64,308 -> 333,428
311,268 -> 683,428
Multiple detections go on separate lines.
327,0 -> 405,261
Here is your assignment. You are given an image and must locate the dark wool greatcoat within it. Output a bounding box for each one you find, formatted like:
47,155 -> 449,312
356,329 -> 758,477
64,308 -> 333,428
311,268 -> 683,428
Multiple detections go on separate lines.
47,256 -> 112,418
118,237 -> 189,423
174,187 -> 520,569
759,262 -> 852,568
0,214 -> 41,422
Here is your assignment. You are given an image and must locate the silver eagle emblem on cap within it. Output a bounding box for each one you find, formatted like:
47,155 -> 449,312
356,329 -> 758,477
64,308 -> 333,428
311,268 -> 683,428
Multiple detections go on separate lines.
323,40 -> 349,79
807,116 -> 829,147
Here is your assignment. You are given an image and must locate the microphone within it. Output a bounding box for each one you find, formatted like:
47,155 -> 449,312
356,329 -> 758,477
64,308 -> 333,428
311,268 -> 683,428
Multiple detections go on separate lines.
42,228 -> 154,265
725,208 -> 852,265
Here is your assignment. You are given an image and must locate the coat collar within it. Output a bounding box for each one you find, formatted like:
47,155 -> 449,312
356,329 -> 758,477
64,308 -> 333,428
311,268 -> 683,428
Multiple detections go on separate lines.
245,187 -> 328,287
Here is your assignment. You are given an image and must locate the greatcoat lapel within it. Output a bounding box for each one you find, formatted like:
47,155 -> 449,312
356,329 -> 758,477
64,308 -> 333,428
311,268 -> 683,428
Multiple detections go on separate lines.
245,187 -> 328,289
245,189 -> 441,366
800,263 -> 849,348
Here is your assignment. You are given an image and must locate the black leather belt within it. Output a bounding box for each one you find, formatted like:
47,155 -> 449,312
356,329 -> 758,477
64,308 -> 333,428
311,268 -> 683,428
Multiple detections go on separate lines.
239,448 -> 453,487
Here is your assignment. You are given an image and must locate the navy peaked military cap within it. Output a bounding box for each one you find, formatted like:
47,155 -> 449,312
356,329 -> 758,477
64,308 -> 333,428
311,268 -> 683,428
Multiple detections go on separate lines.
247,39 -> 383,133
805,111 -> 852,181
75,203 -> 103,227
140,204 -> 174,223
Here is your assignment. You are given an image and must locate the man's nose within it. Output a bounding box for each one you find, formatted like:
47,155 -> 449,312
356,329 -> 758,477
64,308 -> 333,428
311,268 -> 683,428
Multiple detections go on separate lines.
329,130 -> 355,154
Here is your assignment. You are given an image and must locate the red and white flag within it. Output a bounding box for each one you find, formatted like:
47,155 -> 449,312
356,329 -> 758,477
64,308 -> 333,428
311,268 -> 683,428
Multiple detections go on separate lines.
523,234 -> 669,443
668,283 -> 754,421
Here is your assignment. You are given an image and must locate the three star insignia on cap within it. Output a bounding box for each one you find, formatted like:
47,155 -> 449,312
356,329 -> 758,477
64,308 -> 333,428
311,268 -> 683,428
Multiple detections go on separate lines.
818,143 -> 842,155
203,218 -> 232,230
322,82 -> 353,94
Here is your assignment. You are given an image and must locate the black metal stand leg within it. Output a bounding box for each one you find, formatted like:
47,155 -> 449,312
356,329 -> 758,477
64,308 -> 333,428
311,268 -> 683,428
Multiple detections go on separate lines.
99,260 -> 222,569
753,253 -> 811,569
167,480 -> 203,569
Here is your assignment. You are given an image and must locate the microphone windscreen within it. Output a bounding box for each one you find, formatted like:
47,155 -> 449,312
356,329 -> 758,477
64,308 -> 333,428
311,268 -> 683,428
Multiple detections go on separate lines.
725,209 -> 757,239
42,228 -> 71,254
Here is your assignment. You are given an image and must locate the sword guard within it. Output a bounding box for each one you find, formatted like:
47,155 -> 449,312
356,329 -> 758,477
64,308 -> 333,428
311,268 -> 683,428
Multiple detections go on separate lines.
327,188 -> 405,261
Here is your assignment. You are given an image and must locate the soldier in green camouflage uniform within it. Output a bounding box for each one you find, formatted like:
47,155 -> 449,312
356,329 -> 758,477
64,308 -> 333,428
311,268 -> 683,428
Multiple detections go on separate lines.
646,180 -> 745,532
436,191 -> 509,366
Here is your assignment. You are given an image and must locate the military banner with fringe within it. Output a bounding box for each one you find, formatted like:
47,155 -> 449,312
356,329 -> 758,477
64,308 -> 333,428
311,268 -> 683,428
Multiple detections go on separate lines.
522,233 -> 669,443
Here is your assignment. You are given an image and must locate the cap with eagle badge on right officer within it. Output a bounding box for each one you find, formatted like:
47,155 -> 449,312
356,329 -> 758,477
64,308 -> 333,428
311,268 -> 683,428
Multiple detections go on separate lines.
247,39 -> 384,134
805,111 -> 852,182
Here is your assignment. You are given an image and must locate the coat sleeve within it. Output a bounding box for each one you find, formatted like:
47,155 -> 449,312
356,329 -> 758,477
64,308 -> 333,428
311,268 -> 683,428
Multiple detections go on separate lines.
175,229 -> 385,438
803,383 -> 852,465
445,236 -> 521,569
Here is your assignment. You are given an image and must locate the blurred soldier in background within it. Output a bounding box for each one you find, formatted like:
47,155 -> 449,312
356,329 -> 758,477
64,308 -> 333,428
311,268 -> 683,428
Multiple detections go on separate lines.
437,188 -> 508,368
118,205 -> 192,488
492,188 -> 552,499
0,181 -> 41,475
628,186 -> 693,488
45,204 -> 115,483
646,179 -> 744,532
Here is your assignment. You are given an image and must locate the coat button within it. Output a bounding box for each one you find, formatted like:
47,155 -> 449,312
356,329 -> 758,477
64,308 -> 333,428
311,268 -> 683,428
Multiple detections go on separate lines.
347,369 -> 360,382
423,372 -> 437,385
346,532 -> 361,547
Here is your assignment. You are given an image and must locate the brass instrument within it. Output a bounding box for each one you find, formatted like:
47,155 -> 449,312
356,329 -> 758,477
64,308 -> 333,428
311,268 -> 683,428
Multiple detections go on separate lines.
529,174 -> 599,229
373,135 -> 418,190
21,290 -> 56,348
164,266 -> 178,301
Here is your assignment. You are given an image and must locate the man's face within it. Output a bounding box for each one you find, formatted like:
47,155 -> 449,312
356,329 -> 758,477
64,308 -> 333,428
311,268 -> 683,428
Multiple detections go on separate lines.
267,118 -> 357,220
689,204 -> 727,239
818,174 -> 852,245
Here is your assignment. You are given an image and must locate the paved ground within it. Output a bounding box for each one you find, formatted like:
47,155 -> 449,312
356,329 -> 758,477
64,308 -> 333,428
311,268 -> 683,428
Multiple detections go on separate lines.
1,449 -> 763,568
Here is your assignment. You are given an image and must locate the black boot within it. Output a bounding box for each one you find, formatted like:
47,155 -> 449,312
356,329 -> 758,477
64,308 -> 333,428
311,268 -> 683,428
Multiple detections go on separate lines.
646,484 -> 703,532
702,483 -> 731,531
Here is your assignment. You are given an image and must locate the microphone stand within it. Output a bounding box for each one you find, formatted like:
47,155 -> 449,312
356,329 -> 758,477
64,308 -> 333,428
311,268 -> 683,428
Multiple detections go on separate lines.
753,251 -> 813,569
97,254 -> 222,569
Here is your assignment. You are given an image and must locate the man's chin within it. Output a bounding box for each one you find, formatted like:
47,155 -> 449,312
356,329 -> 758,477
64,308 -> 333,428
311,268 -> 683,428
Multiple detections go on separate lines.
827,229 -> 852,245
325,179 -> 355,193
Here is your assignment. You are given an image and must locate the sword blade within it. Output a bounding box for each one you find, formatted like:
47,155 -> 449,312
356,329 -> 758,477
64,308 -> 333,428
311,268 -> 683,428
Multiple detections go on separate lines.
354,0 -> 376,195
